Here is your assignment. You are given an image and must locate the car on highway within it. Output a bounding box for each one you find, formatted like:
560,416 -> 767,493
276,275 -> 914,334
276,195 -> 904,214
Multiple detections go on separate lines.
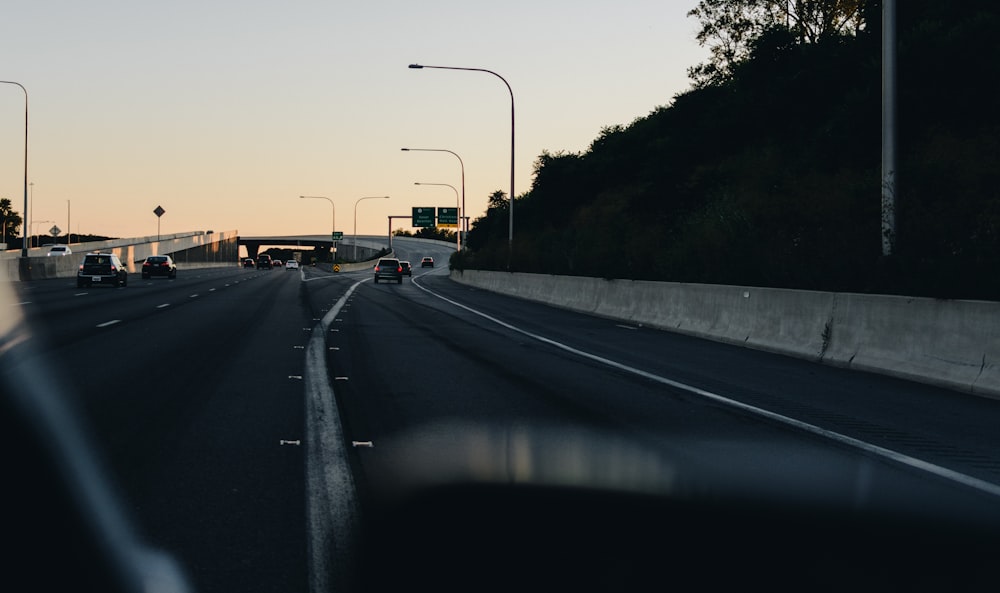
285,259 -> 299,270
399,261 -> 412,276
141,255 -> 177,279
46,245 -> 72,256
257,254 -> 273,270
373,257 -> 403,284
77,252 -> 127,288
273,259 -> 283,267
243,258 -> 255,268
420,256 -> 434,268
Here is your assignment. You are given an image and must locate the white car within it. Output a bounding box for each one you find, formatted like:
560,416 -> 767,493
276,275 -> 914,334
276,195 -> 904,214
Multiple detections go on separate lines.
47,245 -> 72,256
285,260 -> 299,270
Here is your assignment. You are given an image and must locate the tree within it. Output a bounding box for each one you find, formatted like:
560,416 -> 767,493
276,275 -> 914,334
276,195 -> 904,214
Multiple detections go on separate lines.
487,190 -> 508,210
688,0 -> 868,86
1,198 -> 22,245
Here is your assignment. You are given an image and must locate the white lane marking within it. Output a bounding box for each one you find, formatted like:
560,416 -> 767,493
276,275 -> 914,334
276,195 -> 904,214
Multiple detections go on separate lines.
411,278 -> 1000,499
96,320 -> 121,328
189,294 -> 199,298
305,279 -> 365,592
157,304 -> 170,309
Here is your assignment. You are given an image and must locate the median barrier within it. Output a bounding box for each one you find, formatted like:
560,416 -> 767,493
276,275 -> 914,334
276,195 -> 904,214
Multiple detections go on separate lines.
450,269 -> 1000,399
824,293 -> 1000,397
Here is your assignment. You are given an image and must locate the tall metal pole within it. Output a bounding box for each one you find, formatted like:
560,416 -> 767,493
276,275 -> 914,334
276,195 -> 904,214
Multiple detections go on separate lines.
354,196 -> 389,261
28,182 -> 33,247
881,0 -> 897,256
408,64 -> 513,262
401,148 -> 466,251
0,81 -> 28,256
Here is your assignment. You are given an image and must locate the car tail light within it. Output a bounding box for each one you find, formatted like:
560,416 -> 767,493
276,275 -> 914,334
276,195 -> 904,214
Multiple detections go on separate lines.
396,266 -> 402,272
143,262 -> 151,267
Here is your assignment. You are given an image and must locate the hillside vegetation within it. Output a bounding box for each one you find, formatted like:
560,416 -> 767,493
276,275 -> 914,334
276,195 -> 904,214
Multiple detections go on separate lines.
458,1 -> 1000,301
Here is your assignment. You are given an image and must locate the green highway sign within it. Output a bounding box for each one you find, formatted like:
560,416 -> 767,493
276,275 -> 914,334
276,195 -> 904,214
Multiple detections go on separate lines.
412,207 -> 435,227
332,231 -> 344,241
437,207 -> 458,228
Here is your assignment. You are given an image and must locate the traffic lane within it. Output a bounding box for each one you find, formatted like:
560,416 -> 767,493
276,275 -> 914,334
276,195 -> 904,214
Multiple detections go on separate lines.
330,277 -> 1000,530
389,237 -> 454,269
35,266 -> 309,593
11,264 -> 247,304
15,266 -> 273,349
415,275 -> 1000,488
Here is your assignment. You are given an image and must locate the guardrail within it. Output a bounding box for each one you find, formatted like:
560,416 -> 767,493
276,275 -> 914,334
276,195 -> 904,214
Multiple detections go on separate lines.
450,270 -> 1000,400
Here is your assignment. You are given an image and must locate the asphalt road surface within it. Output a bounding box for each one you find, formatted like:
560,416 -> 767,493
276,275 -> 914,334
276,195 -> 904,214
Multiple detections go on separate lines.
8,237 -> 1000,592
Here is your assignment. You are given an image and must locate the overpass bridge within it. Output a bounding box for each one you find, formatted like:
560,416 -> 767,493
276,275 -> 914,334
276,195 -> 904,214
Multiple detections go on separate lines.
1,230 -> 396,281
238,234 -> 390,261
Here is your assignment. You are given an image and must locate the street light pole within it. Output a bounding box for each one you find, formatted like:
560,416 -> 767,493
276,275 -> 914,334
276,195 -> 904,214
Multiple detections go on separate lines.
408,64 -> 513,262
28,181 -> 33,247
354,196 -> 389,261
300,195 -> 336,259
882,0 -> 897,256
414,182 -> 460,250
0,80 -> 28,257
32,220 -> 52,249
401,147 -> 466,251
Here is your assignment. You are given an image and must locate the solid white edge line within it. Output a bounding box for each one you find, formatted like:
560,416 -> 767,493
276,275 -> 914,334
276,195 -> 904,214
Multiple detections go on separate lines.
410,277 -> 1000,499
305,278 -> 366,593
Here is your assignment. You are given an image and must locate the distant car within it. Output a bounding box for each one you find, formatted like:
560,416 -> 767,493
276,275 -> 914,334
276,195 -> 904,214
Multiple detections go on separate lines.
399,261 -> 412,276
141,255 -> 177,279
46,245 -> 72,256
420,257 -> 434,268
285,260 -> 299,270
273,259 -> 283,267
243,258 -> 255,268
373,257 -> 403,284
77,252 -> 127,288
257,254 -> 273,270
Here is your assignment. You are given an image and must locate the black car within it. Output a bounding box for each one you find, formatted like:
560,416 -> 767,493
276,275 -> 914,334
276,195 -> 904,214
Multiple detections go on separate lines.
257,254 -> 273,270
141,255 -> 177,279
399,261 -> 412,276
243,258 -> 255,268
420,256 -> 434,268
373,258 -> 403,284
77,252 -> 128,288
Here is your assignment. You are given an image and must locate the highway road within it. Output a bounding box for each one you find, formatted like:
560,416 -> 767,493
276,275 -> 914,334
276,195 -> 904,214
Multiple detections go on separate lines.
6,236 -> 1000,592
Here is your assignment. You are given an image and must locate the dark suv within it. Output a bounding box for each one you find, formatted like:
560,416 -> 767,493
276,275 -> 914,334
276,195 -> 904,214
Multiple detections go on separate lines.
141,255 -> 177,279
77,252 -> 128,288
257,254 -> 273,270
373,258 -> 403,284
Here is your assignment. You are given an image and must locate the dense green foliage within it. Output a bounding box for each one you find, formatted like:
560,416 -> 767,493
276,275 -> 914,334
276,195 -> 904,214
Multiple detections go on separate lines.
393,227 -> 457,242
459,1 -> 1000,300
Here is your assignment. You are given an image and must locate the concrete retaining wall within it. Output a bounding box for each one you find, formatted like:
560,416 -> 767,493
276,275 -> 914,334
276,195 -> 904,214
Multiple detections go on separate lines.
450,270 -> 1000,399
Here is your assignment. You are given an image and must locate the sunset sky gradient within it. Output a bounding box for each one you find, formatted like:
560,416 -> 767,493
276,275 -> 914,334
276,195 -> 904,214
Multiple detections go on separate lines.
1,0 -> 707,240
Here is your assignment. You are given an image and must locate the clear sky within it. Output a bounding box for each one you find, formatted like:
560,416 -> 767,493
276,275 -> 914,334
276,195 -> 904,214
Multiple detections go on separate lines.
1,0 -> 708,240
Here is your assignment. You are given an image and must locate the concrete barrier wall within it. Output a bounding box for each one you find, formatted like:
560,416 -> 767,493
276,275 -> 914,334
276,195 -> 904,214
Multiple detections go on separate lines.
1,230 -> 239,281
450,270 -> 1000,399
